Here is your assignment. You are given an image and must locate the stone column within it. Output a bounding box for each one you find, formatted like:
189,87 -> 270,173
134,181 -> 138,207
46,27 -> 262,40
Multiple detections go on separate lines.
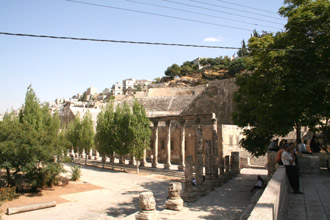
140,149 -> 147,167
88,149 -> 93,159
195,118 -> 204,186
152,121 -> 159,168
204,140 -> 214,192
181,156 -> 196,202
164,120 -> 172,169
219,126 -> 225,175
211,114 -> 219,181
224,156 -> 230,173
230,152 -> 240,175
165,182 -> 184,211
178,119 -> 186,171
135,192 -> 158,220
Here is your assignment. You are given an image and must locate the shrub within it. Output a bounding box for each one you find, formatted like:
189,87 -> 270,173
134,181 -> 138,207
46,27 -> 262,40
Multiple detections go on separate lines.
0,187 -> 19,202
61,156 -> 73,163
70,166 -> 81,181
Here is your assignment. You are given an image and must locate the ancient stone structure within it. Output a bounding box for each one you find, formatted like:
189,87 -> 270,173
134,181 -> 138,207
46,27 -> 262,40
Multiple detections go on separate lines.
181,156 -> 197,202
135,192 -> 158,220
165,182 -> 184,211
230,152 -> 240,175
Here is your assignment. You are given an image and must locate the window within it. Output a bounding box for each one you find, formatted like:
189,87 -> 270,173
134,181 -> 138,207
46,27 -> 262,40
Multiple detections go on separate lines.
229,135 -> 233,146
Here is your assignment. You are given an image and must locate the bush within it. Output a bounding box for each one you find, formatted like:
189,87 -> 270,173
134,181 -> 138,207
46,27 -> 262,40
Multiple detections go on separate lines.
0,187 -> 19,202
70,166 -> 81,181
61,156 -> 73,163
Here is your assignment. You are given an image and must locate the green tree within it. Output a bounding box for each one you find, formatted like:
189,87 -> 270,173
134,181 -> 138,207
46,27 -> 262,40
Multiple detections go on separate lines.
233,0 -> 330,156
79,111 -> 95,165
0,86 -> 64,188
129,99 -> 151,173
95,101 -> 116,168
165,64 -> 181,78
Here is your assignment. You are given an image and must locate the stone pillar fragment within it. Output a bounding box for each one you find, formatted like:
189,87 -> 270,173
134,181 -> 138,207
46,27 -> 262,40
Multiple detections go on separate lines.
194,118 -> 205,196
165,182 -> 184,211
230,152 -> 240,175
88,149 -> 93,159
224,156 -> 230,173
178,120 -> 186,171
195,118 -> 204,185
164,120 -> 172,169
211,114 -> 219,181
181,156 -> 197,202
135,192 -> 158,220
152,121 -> 159,168
204,140 -> 214,192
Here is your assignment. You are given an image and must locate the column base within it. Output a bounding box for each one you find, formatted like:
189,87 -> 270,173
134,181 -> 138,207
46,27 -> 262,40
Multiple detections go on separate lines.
178,164 -> 185,171
164,163 -> 171,169
152,163 -> 158,168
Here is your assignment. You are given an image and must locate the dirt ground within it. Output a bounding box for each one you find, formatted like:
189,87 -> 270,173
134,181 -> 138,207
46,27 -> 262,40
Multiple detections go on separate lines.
0,181 -> 103,214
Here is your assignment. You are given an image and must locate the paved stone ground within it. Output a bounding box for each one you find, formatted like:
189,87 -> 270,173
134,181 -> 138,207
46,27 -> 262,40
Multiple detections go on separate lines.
284,169 -> 330,220
1,160 -> 267,220
157,168 -> 267,220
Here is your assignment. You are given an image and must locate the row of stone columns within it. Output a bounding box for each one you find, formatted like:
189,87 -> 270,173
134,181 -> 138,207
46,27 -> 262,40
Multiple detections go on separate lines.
151,119 -> 186,171
181,114 -> 240,202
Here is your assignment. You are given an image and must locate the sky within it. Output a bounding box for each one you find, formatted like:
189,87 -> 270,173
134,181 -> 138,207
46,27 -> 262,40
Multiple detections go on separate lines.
0,0 -> 287,113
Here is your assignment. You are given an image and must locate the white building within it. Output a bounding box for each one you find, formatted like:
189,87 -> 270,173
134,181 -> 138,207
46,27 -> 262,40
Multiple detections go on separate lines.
86,87 -> 97,96
123,78 -> 136,91
111,82 -> 123,96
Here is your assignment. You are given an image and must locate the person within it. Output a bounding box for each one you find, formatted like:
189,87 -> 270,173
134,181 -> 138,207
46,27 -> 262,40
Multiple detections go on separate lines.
250,175 -> 264,192
310,136 -> 321,153
281,144 -> 303,194
269,139 -> 279,151
276,148 -> 284,165
192,178 -> 196,186
297,140 -> 311,154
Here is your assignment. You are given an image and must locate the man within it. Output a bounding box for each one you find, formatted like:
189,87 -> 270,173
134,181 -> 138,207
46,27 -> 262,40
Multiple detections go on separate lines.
298,140 -> 311,154
269,139 -> 279,151
281,144 -> 303,194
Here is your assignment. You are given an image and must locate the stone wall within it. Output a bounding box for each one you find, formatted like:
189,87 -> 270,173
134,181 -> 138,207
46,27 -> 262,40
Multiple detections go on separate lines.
181,78 -> 237,125
248,166 -> 289,220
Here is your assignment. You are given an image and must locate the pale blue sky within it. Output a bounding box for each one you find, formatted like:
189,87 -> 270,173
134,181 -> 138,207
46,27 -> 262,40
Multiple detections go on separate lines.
0,0 -> 286,113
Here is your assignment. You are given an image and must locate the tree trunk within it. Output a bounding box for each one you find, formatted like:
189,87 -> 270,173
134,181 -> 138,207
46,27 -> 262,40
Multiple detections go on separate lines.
296,125 -> 301,144
6,167 -> 12,187
85,152 -> 87,165
102,156 -> 105,168
136,160 -> 140,174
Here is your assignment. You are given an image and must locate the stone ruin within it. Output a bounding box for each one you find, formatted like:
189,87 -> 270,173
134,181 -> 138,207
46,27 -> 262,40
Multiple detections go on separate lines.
135,192 -> 158,220
165,182 -> 184,211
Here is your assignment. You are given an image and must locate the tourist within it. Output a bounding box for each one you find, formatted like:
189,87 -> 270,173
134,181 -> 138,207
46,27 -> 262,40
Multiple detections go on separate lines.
276,148 -> 284,165
281,144 -> 303,194
298,140 -> 311,154
268,139 -> 279,151
310,136 -> 321,153
250,175 -> 264,192
192,178 -> 196,186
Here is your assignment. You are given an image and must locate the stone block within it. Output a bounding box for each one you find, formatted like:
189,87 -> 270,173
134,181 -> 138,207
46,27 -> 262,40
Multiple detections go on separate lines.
298,155 -> 320,175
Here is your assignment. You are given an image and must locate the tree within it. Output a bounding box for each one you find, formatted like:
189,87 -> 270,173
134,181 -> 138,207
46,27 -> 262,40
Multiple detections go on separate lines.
0,86 -> 64,188
233,0 -> 330,156
129,99 -> 151,173
95,101 -> 116,168
165,64 -> 181,78
237,40 -> 249,57
113,102 -> 132,168
79,111 -> 95,165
